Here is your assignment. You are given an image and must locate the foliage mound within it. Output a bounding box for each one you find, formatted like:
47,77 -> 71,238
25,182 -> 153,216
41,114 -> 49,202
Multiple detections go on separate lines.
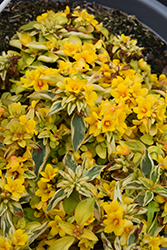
0,6 -> 167,250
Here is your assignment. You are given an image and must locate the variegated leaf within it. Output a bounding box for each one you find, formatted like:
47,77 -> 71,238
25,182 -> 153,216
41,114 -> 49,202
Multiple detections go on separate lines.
28,90 -> 54,100
32,141 -> 50,177
0,202 -> 8,217
138,177 -> 153,189
28,221 -> 48,245
8,201 -> 24,218
125,140 -> 145,153
49,236 -> 75,250
46,189 -> 67,212
125,181 -> 145,190
114,236 -> 121,250
150,164 -> 160,184
1,210 -> 15,237
143,190 -> 154,206
63,152 -> 77,171
67,102 -> 76,115
101,232 -> 114,250
47,100 -> 66,116
147,201 -> 156,231
140,149 -> 154,178
153,184 -> 167,198
71,113 -> 85,152
83,165 -> 105,181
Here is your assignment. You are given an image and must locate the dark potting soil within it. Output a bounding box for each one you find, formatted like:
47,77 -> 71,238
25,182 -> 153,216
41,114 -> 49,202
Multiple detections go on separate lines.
0,0 -> 167,75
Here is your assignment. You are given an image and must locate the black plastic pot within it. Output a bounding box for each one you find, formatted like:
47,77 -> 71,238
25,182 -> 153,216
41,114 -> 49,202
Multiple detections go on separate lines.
79,0 -> 167,43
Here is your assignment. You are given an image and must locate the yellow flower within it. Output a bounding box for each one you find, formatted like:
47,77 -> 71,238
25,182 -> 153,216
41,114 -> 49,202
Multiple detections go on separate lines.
81,151 -> 95,169
37,12 -> 48,22
160,236 -> 167,248
19,33 -> 32,46
120,220 -> 134,245
103,209 -> 124,235
0,238 -> 13,250
46,40 -> 55,50
133,96 -> 152,119
4,177 -> 25,199
40,164 -> 58,182
65,77 -> 86,94
143,236 -> 161,250
21,67 -> 57,91
103,180 -> 116,200
155,194 -> 167,213
35,180 -> 55,201
159,74 -> 167,89
11,229 -> 28,246
8,102 -> 26,118
74,44 -> 97,65
48,215 -> 66,237
63,41 -> 81,57
6,156 -> 24,181
78,238 -> 96,250
85,109 -> 101,137
84,85 -> 97,107
101,115 -> 116,133
103,200 -> 123,214
19,115 -> 37,135
116,141 -> 130,155
158,155 -> 167,170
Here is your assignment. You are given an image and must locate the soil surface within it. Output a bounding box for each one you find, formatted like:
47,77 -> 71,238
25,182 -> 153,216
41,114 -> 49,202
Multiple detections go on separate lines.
0,0 -> 167,75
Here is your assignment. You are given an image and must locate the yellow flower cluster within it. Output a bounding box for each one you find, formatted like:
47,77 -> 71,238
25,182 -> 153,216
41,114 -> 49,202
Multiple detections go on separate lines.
85,99 -> 127,137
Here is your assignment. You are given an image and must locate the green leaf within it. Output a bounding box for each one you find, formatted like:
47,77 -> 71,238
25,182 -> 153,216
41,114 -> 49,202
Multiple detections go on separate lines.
67,102 -> 76,115
26,42 -> 48,50
95,144 -> 106,159
150,164 -> 160,184
63,190 -> 80,215
140,134 -> 154,145
133,152 -> 143,167
135,191 -> 145,206
24,169 -> 36,179
140,149 -> 154,178
153,184 -> 167,198
47,101 -> 65,116
28,90 -> 54,100
148,146 -> 161,161
83,165 -> 105,181
1,211 -> 15,237
24,207 -> 41,223
46,189 -> 67,212
0,202 -> 7,217
147,214 -> 159,236
125,181 -> 145,190
28,222 -> 48,244
143,190 -> 154,206
32,141 -> 50,176
20,21 -> 38,30
127,232 -> 136,246
38,51 -> 58,62
138,177 -> 153,189
125,140 -> 145,153
147,201 -> 156,232
71,113 -> 85,152
75,197 -> 96,226
101,232 -> 114,250
63,152 -> 77,172
49,236 -> 75,250
8,201 -> 24,218
114,236 -> 121,250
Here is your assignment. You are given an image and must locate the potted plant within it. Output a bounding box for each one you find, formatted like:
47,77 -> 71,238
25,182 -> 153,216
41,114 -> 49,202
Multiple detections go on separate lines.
0,1 -> 167,249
